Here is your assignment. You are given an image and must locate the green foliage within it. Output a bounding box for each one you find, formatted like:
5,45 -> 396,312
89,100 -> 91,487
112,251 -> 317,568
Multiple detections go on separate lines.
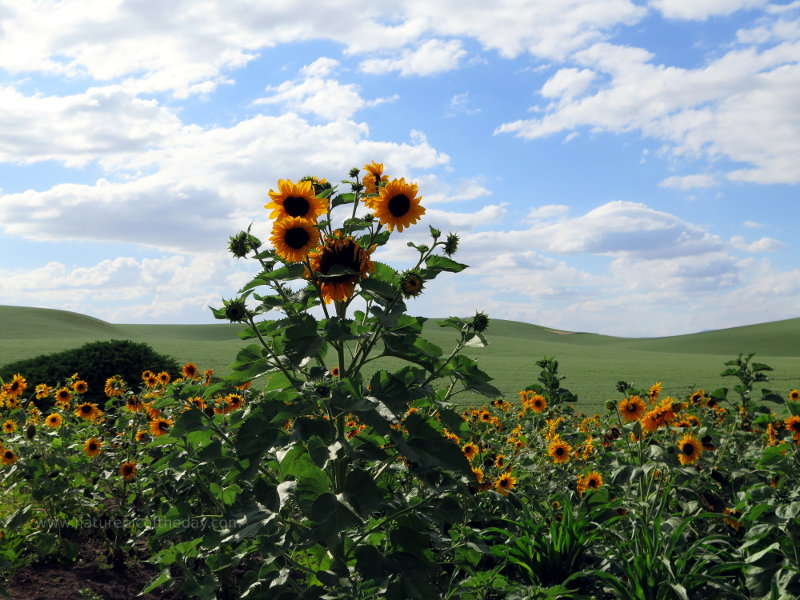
0,339 -> 180,405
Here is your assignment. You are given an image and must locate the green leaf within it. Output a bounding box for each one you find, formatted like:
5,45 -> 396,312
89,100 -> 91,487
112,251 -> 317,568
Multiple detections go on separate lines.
170,408 -> 204,437
441,354 -> 502,397
425,255 -> 468,274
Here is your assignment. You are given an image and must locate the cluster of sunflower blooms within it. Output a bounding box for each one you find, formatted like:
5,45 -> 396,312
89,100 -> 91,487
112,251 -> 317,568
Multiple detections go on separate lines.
0,363 -> 254,481
264,161 -> 432,303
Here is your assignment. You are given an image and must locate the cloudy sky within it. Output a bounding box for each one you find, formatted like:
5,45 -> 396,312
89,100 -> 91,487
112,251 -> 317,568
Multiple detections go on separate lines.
1,0 -> 798,337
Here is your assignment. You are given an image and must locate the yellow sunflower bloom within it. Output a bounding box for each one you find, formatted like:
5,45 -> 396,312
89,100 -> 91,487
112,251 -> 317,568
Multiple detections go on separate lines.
618,395 -> 646,422
149,418 -> 173,438
371,178 -> 425,232
3,374 -> 27,398
577,471 -> 603,496
35,384 -> 52,399
181,362 -> 199,380
788,389 -> 800,402
83,437 -> 103,457
677,433 -> 703,465
2,420 -> 16,435
45,413 -> 63,429
494,473 -> 516,496
270,217 -> 320,263
548,438 -> 572,464
1,448 -> 18,465
461,442 -> 479,461
265,179 -> 328,222
72,380 -> 89,394
119,461 -> 137,482
75,402 -> 103,422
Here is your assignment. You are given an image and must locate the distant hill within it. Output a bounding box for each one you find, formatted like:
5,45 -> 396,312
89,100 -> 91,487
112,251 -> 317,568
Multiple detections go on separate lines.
1,305 -> 798,408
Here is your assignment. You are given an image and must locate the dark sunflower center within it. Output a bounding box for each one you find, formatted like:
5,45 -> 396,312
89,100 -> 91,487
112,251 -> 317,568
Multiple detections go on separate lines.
4,451 -> 12,459
159,421 -> 169,430
285,227 -> 310,250
588,479 -> 598,488
81,405 -> 91,414
500,479 -> 509,488
10,382 -> 20,391
284,196 -> 310,217
682,443 -> 695,455
555,447 -> 565,456
318,243 -> 361,282
89,443 -> 97,451
388,194 -> 411,217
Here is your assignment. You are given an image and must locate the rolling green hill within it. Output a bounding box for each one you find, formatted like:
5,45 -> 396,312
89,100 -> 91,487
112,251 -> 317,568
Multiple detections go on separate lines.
1,305 -> 797,410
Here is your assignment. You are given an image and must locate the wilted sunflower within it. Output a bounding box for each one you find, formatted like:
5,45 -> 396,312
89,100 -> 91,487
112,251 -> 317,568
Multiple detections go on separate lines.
494,473 -> 517,496
149,418 -> 173,438
181,362 -> 199,380
548,438 -> 572,464
72,380 -> 89,394
119,461 -> 137,482
45,413 -> 63,429
618,395 -> 646,422
270,217 -> 320,263
83,437 -> 103,458
461,442 -> 479,461
3,374 -> 27,398
265,179 -> 328,222
372,178 -> 425,232
75,402 -> 102,422
677,433 -> 703,466
1,449 -> 17,466
308,235 -> 374,303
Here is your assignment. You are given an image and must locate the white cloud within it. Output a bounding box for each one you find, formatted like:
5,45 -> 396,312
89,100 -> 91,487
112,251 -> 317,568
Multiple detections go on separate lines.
540,68 -> 596,100
526,205 -> 571,221
650,0 -> 767,21
658,174 -> 718,189
446,92 -> 481,116
742,220 -> 764,228
496,32 -> 800,184
359,39 -> 468,76
426,204 -> 507,229
730,235 -> 785,252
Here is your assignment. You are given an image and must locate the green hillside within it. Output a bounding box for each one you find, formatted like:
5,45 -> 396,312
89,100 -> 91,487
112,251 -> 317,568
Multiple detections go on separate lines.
1,306 -> 798,410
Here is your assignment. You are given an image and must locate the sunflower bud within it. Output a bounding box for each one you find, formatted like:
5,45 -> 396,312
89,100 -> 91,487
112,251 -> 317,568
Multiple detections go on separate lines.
471,312 -> 489,333
223,298 -> 248,323
400,271 -> 425,298
26,425 -> 36,440
444,233 -> 459,256
351,182 -> 364,192
349,167 -> 360,178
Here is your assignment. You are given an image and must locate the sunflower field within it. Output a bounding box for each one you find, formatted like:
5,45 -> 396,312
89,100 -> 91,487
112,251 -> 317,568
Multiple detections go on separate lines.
1,164 -> 800,599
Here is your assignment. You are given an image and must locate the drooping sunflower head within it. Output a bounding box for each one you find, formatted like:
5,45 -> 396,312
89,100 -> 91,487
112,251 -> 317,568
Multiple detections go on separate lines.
677,434 -> 703,465
35,384 -> 52,399
83,437 -> 103,457
119,461 -> 137,482
104,375 -> 126,398
308,235 -> 374,304
270,217 -> 320,263
618,395 -> 646,422
45,413 -> 63,429
266,179 -> 328,222
362,162 -> 388,198
372,178 -> 425,232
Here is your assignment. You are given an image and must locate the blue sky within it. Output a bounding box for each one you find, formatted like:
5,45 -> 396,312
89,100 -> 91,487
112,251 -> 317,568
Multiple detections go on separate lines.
0,0 -> 798,336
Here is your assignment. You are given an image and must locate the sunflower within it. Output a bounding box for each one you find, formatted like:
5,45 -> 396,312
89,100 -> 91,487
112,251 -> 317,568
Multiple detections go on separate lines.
143,373 -> 159,388
270,217 -> 320,263
181,362 -> 199,380
530,395 -> 547,413
577,471 -> 604,496
265,179 -> 328,222
478,410 -> 492,423
2,420 -> 16,435
75,402 -> 102,422
371,178 -> 425,232
35,384 -> 52,399
104,375 -> 126,398
186,396 -> 206,411
135,430 -> 149,443
362,161 -> 388,200
618,395 -> 646,422
149,418 -> 173,438
785,415 -> 800,440
648,382 -> 662,400
689,389 -> 705,404
472,467 -> 485,483
3,374 -> 26,398
119,461 -> 137,482
789,389 -> 800,402
72,380 -> 89,394
157,371 -> 171,385
83,437 -> 103,458
45,413 -> 63,429
461,442 -> 479,461
217,393 -> 245,414
548,438 -> 572,464
677,434 -> 704,466
308,234 -> 374,303
494,473 -> 516,496
494,454 -> 506,468
125,397 -> 143,413
1,449 -> 17,466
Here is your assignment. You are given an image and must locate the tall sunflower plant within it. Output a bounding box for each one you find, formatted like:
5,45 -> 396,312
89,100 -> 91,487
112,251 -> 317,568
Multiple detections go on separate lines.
142,163 -> 501,598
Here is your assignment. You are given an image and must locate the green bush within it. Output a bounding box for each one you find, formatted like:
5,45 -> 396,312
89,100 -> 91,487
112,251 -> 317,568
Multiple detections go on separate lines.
0,339 -> 180,406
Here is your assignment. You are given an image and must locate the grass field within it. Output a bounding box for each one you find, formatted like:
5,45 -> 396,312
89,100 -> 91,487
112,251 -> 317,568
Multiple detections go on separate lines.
1,305 -> 798,410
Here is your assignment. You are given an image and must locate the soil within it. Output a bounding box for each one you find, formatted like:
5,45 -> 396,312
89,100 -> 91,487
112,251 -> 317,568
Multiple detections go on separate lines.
5,560 -> 172,600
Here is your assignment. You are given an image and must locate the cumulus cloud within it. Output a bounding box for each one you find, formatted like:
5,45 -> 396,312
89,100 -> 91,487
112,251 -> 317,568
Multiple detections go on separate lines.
650,0 -> 768,21
359,39 -> 468,76
496,29 -> 800,184
730,235 -> 785,252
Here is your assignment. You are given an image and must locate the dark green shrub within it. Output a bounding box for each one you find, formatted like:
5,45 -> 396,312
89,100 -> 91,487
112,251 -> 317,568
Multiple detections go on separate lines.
0,339 -> 180,407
